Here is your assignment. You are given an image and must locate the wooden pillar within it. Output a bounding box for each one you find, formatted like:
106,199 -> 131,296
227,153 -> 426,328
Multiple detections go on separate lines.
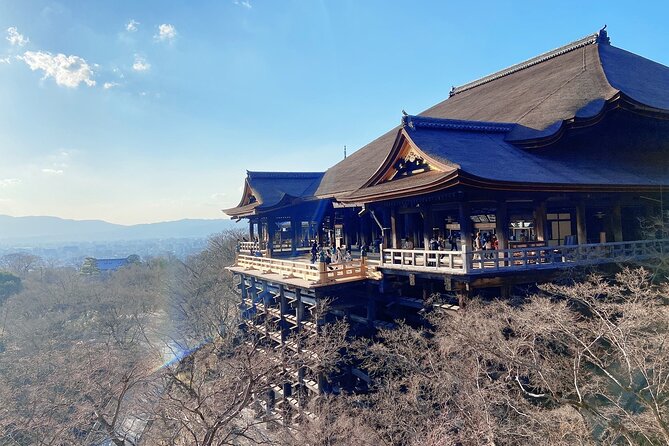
360,212 -> 369,247
495,201 -> 509,250
267,216 -> 276,257
455,282 -> 470,309
249,276 -> 258,305
423,205 -> 433,250
459,202 -> 472,273
249,220 -> 255,240
534,201 -> 548,242
459,202 -> 473,248
410,213 -> 420,248
611,202 -> 623,242
279,285 -> 288,343
295,289 -> 304,330
240,275 -> 248,306
576,202 -> 587,245
290,215 -> 299,256
366,297 -> 377,328
391,207 -> 400,249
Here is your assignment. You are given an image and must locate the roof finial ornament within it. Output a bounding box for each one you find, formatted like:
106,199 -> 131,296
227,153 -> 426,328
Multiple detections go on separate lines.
401,110 -> 415,130
597,25 -> 610,45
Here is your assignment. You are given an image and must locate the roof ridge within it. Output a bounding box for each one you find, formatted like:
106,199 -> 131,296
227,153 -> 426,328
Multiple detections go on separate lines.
450,32 -> 602,97
403,115 -> 514,133
247,171 -> 324,178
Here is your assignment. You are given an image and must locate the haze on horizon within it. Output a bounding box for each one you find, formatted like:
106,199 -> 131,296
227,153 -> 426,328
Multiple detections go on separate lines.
0,0 -> 668,225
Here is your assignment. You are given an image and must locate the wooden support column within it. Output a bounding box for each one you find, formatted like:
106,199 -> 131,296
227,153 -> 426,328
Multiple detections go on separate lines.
534,201 -> 548,242
391,207 -> 400,249
423,205 -> 433,250
459,202 -> 472,273
290,215 -> 299,256
249,276 -> 258,306
381,209 -> 391,250
249,220 -> 255,240
410,213 -> 420,248
360,212 -> 369,247
576,202 -> 587,245
348,211 -> 356,248
266,216 -> 276,257
295,289 -> 304,330
495,201 -> 509,250
612,202 -> 623,242
366,297 -> 377,327
279,285 -> 288,343
240,276 -> 248,302
455,282 -> 471,309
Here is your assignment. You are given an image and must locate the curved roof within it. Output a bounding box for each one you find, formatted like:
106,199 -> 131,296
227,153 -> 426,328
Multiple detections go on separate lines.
343,112 -> 669,203
316,29 -> 669,199
225,171 -> 324,217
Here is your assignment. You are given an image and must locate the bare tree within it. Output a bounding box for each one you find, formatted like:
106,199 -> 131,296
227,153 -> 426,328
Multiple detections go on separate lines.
300,267 -> 669,446
0,263 -> 165,445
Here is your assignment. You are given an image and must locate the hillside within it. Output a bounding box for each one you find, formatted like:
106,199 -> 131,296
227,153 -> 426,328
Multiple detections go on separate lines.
0,215 -> 241,244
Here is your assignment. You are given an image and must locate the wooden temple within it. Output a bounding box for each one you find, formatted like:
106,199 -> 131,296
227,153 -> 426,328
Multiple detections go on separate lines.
224,29 -> 669,414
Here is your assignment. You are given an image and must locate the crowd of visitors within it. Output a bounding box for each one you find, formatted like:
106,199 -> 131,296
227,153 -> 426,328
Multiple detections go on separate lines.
310,240 -> 352,265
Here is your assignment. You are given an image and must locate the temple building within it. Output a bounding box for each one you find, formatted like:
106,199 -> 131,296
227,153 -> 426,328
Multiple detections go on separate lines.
224,29 -> 669,416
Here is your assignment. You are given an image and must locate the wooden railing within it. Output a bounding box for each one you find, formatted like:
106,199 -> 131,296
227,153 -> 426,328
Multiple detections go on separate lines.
467,238 -> 669,272
239,241 -> 265,253
239,240 -> 311,256
235,254 -> 368,284
381,249 -> 465,271
379,239 -> 669,275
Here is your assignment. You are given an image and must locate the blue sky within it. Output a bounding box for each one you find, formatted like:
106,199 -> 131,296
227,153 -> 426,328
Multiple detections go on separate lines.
0,1 -> 667,224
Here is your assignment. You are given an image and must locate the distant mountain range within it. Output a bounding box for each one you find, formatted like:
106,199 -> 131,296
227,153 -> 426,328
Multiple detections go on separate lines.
0,215 -> 242,245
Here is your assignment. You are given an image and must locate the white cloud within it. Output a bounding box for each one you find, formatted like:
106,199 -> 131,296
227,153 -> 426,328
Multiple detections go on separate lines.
132,54 -> 150,72
112,67 -> 125,78
41,168 -> 64,175
211,192 -> 227,200
126,19 -> 139,32
103,81 -> 119,89
20,51 -> 96,87
0,56 -> 10,64
0,178 -> 20,188
155,23 -> 177,42
6,27 -> 29,46
233,0 -> 252,8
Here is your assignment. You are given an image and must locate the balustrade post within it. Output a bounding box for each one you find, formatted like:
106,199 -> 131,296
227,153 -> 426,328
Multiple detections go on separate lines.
318,251 -> 329,284
360,250 -> 367,276
461,244 -> 471,273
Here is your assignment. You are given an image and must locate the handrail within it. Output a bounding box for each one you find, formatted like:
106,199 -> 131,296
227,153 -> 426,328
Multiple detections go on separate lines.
235,254 -> 368,284
380,239 -> 669,275
381,248 -> 465,271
